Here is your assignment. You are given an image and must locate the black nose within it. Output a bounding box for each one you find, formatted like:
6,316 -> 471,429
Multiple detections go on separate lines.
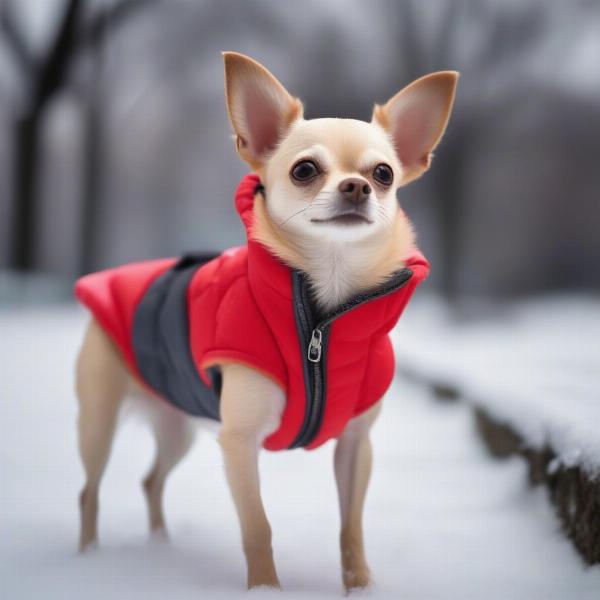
338,178 -> 371,206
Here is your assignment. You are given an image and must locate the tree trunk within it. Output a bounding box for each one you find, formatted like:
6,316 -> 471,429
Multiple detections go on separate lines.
11,112 -> 41,270
79,9 -> 106,276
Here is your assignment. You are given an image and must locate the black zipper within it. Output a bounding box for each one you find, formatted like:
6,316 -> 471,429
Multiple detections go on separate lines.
288,267 -> 413,449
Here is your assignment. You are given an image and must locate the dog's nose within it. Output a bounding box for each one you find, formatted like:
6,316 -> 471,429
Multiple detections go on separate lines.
338,178 -> 371,206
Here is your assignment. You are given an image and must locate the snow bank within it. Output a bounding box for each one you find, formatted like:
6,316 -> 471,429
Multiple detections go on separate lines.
392,295 -> 600,477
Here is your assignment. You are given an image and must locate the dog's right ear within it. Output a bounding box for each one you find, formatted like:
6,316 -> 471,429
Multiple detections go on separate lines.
223,52 -> 303,170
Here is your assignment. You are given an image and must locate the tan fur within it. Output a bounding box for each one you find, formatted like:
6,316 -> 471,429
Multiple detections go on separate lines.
247,117 -> 420,309
75,52 -> 457,592
335,401 -> 382,590
251,192 -> 310,272
252,190 -> 416,296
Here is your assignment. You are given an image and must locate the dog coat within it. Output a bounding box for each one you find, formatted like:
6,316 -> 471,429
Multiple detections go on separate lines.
75,174 -> 430,451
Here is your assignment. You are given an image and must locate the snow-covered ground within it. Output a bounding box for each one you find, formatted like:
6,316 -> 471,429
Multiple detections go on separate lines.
1,305 -> 599,599
392,295 -> 600,477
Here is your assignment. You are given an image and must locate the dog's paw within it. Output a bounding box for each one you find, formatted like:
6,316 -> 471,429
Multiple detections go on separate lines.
343,567 -> 372,595
247,582 -> 283,593
148,527 -> 170,545
78,539 -> 99,555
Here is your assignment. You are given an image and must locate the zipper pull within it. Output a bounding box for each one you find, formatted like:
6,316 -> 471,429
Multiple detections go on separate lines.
307,328 -> 322,363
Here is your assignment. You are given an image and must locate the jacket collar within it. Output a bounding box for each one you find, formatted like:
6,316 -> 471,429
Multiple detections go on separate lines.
235,173 -> 294,300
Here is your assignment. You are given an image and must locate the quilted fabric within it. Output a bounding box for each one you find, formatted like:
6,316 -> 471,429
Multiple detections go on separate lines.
74,174 -> 430,451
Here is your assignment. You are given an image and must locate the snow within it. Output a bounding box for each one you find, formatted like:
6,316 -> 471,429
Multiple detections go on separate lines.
392,295 -> 600,477
1,304 -> 600,599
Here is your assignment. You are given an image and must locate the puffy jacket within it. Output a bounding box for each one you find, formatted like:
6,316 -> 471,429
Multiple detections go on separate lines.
75,174 -> 430,451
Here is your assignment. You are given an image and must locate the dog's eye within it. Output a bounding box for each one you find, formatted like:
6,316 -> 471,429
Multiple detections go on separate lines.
373,164 -> 393,186
291,160 -> 319,182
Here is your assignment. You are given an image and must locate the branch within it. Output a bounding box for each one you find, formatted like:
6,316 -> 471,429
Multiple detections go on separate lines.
33,0 -> 84,108
431,0 -> 458,67
76,0 -> 157,51
0,2 -> 35,75
395,0 -> 425,78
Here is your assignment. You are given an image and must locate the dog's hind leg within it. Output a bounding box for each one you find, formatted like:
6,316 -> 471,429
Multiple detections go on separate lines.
76,319 -> 127,552
334,400 -> 382,592
142,401 -> 196,537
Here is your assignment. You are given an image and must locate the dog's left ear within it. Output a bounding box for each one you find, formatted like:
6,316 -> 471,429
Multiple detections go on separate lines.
372,71 -> 459,183
223,52 -> 304,170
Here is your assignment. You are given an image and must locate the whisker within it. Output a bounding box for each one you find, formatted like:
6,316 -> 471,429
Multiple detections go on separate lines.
277,196 -> 334,229
278,205 -> 311,228
373,203 -> 392,228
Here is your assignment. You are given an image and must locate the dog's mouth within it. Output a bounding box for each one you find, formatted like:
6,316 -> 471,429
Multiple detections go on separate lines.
311,213 -> 372,226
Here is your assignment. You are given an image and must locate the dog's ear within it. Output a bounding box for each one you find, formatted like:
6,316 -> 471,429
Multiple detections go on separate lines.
372,71 -> 459,183
223,52 -> 303,169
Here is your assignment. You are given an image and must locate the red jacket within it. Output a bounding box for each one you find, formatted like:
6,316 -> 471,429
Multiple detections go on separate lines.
75,174 -> 429,451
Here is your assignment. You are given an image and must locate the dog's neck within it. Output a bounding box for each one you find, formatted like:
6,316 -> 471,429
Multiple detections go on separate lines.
297,237 -> 398,312
252,194 -> 415,312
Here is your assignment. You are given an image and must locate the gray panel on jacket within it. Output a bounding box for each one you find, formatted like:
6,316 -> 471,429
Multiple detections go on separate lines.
132,254 -> 221,420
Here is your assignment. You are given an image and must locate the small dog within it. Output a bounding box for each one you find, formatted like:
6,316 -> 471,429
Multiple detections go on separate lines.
74,52 -> 457,592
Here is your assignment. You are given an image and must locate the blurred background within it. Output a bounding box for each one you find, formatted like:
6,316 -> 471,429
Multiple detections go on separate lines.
1,0 -> 599,303
2,3 -> 600,596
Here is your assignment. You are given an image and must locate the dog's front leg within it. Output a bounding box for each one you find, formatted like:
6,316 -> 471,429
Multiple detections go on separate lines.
218,363 -> 284,590
334,400 -> 382,592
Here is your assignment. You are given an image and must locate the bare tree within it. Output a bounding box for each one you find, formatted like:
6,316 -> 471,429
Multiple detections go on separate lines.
1,0 -> 153,272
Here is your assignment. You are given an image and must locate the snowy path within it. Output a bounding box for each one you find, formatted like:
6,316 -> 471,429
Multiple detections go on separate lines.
1,307 -> 599,599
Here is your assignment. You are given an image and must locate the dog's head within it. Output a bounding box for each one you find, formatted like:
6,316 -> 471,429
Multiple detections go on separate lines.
223,52 -> 457,304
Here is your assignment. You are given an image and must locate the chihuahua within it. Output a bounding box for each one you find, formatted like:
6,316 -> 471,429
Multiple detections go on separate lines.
75,52 -> 457,592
